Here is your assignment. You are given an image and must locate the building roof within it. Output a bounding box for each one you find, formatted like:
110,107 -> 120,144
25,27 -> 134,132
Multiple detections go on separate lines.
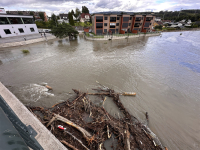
195,21 -> 200,24
162,20 -> 171,22
156,21 -> 163,25
92,11 -> 135,15
80,13 -> 90,18
0,13 -> 33,18
59,13 -> 68,19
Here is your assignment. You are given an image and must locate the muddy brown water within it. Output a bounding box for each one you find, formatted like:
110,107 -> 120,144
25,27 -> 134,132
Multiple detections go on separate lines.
0,31 -> 200,150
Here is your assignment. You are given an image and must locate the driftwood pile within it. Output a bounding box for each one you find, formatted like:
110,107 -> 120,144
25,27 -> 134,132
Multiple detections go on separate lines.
28,86 -> 164,150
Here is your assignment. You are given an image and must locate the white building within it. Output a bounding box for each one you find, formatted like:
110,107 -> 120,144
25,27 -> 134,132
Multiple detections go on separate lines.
169,23 -> 183,28
0,8 -> 38,38
79,13 -> 90,23
155,17 -> 161,22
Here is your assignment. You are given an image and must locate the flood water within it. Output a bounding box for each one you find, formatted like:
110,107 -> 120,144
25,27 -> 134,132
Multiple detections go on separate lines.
0,31 -> 200,150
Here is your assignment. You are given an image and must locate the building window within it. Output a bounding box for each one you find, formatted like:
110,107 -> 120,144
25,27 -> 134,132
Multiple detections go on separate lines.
150,23 -> 152,25
30,28 -> 35,32
116,29 -> 118,33
123,17 -> 129,22
110,29 -> 115,33
117,17 -> 120,20
110,17 -> 116,22
129,23 -> 131,26
104,29 -> 107,33
104,16 -> 107,20
130,17 -> 132,20
96,23 -> 103,28
4,29 -> 11,34
96,29 -> 103,35
116,23 -> 119,26
144,22 -> 150,27
96,16 -> 103,22
122,23 -> 128,28
110,23 -> 116,28
134,23 -> 140,27
104,23 -> 107,26
22,18 -> 34,24
135,17 -> 141,21
18,28 -> 24,33
146,17 -> 153,21
8,17 -> 23,24
0,17 -> 10,24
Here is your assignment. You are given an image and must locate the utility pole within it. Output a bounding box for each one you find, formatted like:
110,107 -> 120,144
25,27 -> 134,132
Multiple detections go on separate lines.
178,8 -> 182,18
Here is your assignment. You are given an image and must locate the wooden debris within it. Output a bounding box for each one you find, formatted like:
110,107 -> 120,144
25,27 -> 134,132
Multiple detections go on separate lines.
54,114 -> 92,140
45,85 -> 53,90
64,130 -> 90,150
61,140 -> 79,150
46,116 -> 56,127
28,86 -> 164,150
121,92 -> 136,96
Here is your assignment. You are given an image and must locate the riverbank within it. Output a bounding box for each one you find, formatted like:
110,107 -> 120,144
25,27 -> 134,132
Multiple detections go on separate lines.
0,34 -> 56,48
161,27 -> 200,32
84,32 -> 161,41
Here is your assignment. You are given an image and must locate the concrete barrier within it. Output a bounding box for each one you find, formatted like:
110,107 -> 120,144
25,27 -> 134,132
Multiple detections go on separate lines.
84,33 -> 161,41
0,82 -> 67,150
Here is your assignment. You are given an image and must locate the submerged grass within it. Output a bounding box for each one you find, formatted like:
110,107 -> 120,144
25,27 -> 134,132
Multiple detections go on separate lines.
22,50 -> 30,54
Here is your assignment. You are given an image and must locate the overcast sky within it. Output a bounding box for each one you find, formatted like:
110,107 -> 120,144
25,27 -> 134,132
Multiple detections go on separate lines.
1,0 -> 200,16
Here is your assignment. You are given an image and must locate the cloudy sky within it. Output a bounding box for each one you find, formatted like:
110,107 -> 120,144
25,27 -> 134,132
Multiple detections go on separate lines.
1,0 -> 200,16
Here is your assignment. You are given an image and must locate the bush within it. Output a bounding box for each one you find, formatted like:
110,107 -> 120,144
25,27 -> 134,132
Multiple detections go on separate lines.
22,50 -> 30,54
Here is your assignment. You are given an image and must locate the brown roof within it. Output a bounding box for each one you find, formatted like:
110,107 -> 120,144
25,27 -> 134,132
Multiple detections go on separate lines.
80,13 -> 90,18
156,21 -> 163,25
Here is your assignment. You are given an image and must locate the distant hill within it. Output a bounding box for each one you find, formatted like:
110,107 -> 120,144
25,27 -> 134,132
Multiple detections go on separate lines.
92,9 -> 200,22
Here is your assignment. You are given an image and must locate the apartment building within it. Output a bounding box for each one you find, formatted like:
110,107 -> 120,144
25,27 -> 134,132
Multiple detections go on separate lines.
92,12 -> 155,35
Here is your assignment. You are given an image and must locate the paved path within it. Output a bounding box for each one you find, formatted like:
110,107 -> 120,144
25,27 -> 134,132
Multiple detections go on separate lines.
0,33 -> 53,44
0,33 -> 56,48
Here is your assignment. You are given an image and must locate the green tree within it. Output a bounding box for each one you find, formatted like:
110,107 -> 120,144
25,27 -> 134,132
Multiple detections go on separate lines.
155,25 -> 162,30
30,11 -> 35,20
51,22 -> 79,39
18,11 -> 23,15
71,10 -> 74,16
89,16 -> 92,23
82,6 -> 89,14
74,8 -> 81,20
68,12 -> 75,26
39,12 -> 45,21
49,13 -> 58,28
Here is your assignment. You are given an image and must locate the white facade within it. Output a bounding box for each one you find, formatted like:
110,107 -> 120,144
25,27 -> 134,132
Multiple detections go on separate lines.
155,17 -> 161,21
0,8 -> 6,14
58,19 -> 69,24
0,14 -> 38,38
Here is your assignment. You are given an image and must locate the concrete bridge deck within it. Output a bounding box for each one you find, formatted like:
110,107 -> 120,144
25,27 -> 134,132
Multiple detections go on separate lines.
0,82 -> 67,150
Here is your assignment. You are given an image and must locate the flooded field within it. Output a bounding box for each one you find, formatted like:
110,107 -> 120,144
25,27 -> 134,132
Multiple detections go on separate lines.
0,31 -> 200,149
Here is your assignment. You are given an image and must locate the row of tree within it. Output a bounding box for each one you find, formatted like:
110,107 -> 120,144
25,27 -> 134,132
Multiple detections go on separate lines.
155,10 -> 200,22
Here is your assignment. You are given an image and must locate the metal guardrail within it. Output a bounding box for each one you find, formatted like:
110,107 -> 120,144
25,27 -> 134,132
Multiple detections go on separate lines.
0,95 -> 44,150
